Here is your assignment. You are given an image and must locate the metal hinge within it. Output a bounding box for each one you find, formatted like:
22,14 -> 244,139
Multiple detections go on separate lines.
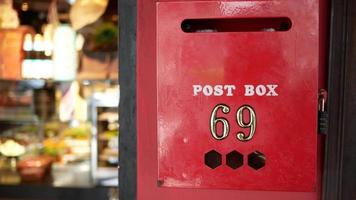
318,89 -> 328,135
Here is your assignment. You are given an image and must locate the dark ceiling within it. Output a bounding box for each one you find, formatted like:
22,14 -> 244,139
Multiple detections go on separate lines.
13,0 -> 71,13
12,0 -> 118,32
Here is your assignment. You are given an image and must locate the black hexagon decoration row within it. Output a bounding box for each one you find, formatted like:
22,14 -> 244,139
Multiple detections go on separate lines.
204,150 -> 265,170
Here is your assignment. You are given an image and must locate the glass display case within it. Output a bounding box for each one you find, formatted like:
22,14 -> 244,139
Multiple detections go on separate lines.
89,87 -> 118,187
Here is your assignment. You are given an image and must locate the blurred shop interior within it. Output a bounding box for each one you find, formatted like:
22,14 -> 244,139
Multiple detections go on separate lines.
0,0 -> 118,199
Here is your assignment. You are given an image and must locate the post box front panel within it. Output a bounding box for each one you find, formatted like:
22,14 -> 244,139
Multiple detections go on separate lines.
157,1 -> 318,191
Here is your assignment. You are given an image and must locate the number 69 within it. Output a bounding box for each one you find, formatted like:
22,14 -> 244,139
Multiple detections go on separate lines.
210,104 -> 256,142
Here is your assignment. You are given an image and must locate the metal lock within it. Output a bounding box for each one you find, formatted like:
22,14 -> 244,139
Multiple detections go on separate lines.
318,89 -> 328,134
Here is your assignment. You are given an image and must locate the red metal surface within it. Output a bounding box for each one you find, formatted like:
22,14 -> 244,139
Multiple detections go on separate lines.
137,0 -> 326,199
157,1 -> 318,191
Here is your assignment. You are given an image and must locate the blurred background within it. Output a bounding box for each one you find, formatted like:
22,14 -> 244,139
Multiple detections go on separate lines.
0,0 -> 119,199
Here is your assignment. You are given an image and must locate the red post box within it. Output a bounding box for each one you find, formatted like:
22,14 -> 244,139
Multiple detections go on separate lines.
137,0 -> 326,199
157,1 -> 318,191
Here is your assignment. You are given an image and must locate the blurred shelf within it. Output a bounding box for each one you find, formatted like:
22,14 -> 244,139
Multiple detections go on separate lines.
98,135 -> 117,141
0,78 -> 118,84
0,107 -> 38,125
0,119 -> 38,124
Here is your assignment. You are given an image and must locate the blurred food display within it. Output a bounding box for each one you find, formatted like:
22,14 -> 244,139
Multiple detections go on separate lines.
43,125 -> 91,163
0,1 -> 119,197
17,155 -> 53,181
0,139 -> 25,157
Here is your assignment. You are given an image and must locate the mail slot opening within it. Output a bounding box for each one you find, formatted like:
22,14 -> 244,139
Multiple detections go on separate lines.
181,17 -> 292,33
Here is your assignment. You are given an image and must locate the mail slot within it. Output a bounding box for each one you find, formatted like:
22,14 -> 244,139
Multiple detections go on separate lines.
156,1 -> 322,192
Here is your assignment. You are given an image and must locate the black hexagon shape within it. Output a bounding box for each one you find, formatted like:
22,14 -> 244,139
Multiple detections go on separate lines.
204,150 -> 222,169
226,150 -> 243,169
248,151 -> 266,170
